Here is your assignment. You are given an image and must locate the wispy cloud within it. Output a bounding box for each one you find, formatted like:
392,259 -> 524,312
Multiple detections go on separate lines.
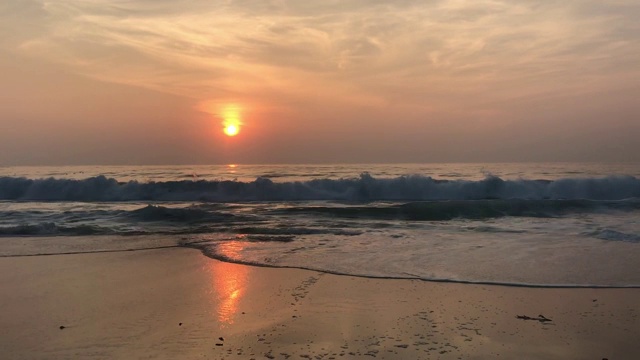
6,0 -> 640,117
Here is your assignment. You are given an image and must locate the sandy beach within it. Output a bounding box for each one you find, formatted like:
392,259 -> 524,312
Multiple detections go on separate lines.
1,247 -> 638,360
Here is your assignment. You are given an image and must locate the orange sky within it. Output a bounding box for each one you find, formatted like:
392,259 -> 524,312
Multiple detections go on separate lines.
1,1 -> 639,164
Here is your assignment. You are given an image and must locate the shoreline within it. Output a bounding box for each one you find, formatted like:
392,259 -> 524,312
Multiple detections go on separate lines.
1,247 -> 639,359
4,241 -> 640,289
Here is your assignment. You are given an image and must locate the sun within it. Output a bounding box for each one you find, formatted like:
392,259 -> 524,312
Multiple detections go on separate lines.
224,124 -> 239,136
220,104 -> 242,137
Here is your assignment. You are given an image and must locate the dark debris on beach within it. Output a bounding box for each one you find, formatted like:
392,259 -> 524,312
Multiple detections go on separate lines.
516,314 -> 553,323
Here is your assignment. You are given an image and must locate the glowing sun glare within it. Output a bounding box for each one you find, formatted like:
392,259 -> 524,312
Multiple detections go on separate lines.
224,124 -> 239,136
221,104 -> 242,137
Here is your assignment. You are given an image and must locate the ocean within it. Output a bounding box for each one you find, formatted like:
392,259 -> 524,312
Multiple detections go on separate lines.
1,163 -> 639,287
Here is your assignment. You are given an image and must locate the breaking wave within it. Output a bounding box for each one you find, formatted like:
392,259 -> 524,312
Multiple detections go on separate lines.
1,174 -> 639,202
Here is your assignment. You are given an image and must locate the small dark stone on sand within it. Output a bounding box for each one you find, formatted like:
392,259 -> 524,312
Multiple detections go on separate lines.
179,323 -> 182,326
59,326 -> 65,330
215,343 -> 223,347
219,337 -> 224,341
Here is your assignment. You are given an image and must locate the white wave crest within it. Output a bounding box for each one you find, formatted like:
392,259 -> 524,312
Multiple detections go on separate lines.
1,174 -> 639,202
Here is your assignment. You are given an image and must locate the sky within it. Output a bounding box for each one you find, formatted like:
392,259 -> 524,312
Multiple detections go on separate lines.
1,0 -> 639,165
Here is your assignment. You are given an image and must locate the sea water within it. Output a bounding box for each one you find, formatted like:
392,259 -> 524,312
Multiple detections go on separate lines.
1,163 -> 639,287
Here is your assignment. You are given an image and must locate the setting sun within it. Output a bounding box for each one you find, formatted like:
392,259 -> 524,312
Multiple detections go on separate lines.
224,124 -> 239,136
220,104 -> 242,137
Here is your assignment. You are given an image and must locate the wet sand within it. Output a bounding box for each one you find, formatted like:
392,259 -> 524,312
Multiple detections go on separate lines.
0,248 -> 638,359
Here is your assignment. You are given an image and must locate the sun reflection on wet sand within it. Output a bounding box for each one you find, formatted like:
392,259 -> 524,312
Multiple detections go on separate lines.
206,241 -> 250,325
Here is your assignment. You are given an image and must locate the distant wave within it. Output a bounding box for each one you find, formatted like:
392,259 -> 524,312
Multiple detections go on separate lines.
1,174 -> 639,202
274,199 -> 640,221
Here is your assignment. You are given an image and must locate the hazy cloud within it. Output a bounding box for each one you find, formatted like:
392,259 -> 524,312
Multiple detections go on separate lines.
10,1 -> 640,101
1,0 -> 639,163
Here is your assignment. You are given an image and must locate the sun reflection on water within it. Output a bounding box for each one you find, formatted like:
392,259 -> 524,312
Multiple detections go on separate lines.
206,241 -> 249,325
